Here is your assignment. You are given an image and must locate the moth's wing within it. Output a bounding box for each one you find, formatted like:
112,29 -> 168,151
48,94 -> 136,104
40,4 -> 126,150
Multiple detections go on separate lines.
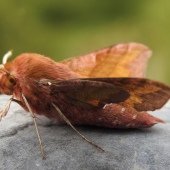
38,79 -> 130,108
61,43 -> 152,78
86,78 -> 170,111
38,78 -> 170,111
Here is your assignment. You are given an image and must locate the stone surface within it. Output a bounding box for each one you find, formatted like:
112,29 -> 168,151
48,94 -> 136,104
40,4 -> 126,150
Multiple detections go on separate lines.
0,95 -> 170,170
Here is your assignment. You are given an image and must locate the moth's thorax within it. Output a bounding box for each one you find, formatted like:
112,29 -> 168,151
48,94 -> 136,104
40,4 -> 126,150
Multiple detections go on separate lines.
8,53 -> 80,80
0,69 -> 16,95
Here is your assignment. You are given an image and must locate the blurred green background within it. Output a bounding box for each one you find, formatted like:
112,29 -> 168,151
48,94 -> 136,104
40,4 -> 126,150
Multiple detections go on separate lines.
0,0 -> 169,83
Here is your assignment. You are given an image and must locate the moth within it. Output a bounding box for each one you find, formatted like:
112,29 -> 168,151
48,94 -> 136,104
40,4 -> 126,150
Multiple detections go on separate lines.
0,42 -> 170,158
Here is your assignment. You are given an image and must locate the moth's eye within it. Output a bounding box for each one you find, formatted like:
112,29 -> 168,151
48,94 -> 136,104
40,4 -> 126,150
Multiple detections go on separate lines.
0,73 -> 16,95
9,76 -> 16,85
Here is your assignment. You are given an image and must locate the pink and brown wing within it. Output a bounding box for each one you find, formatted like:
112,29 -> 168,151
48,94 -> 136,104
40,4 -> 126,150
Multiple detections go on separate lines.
38,78 -> 170,111
61,43 -> 152,78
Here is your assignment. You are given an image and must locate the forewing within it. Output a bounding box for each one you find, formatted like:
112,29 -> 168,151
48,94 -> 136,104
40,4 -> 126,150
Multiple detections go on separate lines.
61,43 -> 151,78
38,78 -> 170,111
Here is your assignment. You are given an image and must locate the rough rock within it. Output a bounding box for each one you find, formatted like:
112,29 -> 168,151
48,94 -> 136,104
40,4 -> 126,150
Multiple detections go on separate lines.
0,95 -> 170,170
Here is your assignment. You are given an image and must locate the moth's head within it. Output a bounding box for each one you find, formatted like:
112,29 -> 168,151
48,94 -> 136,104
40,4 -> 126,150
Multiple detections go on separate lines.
0,51 -> 16,95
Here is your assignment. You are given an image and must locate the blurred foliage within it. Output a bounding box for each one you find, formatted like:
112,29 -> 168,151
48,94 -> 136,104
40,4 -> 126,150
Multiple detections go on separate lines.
0,0 -> 170,83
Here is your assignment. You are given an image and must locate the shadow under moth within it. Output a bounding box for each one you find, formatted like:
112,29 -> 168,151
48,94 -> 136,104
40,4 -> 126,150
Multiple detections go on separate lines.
0,42 -> 170,159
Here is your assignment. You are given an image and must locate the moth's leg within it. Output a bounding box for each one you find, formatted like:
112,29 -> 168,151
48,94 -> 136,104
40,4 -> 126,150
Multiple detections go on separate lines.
11,98 -> 24,107
0,97 -> 23,120
21,93 -> 46,160
52,103 -> 105,152
12,99 -> 40,120
0,97 -> 13,121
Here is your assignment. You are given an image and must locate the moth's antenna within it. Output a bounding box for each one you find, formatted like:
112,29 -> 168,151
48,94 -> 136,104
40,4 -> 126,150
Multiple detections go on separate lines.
22,93 -> 46,160
52,103 -> 105,152
2,50 -> 13,65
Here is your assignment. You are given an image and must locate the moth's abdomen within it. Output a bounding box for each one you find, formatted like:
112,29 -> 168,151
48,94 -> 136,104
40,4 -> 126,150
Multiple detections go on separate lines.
58,103 -> 164,129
